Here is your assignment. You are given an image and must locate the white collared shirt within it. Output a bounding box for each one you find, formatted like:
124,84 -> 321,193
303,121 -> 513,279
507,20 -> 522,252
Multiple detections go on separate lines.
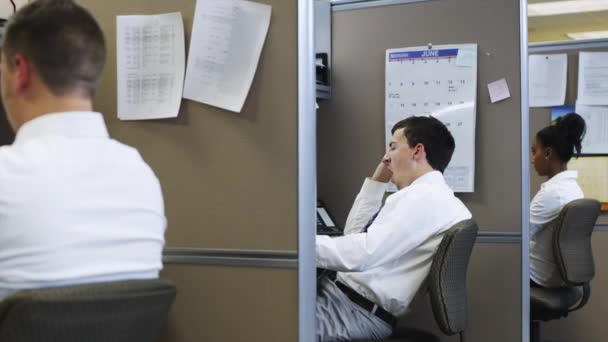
0,112 -> 166,298
316,171 -> 472,316
530,170 -> 583,287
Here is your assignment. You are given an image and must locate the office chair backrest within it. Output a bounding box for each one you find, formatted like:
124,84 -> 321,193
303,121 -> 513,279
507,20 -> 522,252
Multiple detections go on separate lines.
428,219 -> 478,336
0,279 -> 176,342
551,198 -> 600,286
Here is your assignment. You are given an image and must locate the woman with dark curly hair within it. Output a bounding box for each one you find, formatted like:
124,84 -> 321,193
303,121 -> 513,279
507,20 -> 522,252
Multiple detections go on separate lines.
529,113 -> 586,287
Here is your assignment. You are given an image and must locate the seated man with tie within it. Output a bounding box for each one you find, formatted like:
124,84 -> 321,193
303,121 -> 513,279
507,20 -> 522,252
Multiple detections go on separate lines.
315,116 -> 472,341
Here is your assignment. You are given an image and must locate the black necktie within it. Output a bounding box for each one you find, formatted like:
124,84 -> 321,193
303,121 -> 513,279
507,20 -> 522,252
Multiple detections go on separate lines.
362,210 -> 381,233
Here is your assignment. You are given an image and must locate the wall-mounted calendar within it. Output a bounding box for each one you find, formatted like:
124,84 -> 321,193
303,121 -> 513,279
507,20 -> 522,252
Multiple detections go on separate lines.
385,44 -> 478,192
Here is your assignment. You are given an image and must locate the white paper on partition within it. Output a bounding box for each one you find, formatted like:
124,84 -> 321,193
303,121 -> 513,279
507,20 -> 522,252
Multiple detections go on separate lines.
432,103 -> 476,192
183,0 -> 271,113
574,104 -> 608,154
487,78 -> 511,103
577,51 -> 608,105
529,54 -> 567,107
385,44 -> 477,192
116,12 -> 185,120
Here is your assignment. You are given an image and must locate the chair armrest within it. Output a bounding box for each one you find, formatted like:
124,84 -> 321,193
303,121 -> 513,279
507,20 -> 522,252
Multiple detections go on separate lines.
568,282 -> 591,313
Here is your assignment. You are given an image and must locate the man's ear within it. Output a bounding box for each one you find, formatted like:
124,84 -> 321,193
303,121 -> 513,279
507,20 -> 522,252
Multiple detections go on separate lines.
13,54 -> 32,94
413,143 -> 426,160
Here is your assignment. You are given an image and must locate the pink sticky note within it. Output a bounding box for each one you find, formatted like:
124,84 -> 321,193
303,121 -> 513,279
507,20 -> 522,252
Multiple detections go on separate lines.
487,78 -> 511,103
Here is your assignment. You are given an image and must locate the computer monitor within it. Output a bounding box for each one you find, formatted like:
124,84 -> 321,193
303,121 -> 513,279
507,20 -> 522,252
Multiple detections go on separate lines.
317,199 -> 342,236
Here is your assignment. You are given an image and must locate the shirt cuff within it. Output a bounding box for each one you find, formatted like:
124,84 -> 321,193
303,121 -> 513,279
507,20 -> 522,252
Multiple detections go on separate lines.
315,235 -> 333,269
361,178 -> 389,199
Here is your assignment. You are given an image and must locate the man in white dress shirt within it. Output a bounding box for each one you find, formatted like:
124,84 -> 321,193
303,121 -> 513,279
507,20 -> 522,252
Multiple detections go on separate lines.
0,0 -> 166,299
316,116 -> 472,341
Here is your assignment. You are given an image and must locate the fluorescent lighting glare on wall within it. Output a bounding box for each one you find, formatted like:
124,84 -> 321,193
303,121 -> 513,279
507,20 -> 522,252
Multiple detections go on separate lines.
567,30 -> 608,39
528,0 -> 608,17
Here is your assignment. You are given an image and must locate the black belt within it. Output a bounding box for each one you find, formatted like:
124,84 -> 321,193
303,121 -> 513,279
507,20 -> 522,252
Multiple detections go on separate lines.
335,281 -> 397,327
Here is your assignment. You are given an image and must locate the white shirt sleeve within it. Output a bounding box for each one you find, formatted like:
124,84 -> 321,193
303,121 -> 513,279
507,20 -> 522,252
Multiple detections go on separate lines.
316,187 -> 439,272
343,178 -> 388,235
530,187 -> 561,226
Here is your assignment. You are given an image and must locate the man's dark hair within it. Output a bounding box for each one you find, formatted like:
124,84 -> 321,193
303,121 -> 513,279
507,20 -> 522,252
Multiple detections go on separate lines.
2,0 -> 106,98
391,116 -> 455,173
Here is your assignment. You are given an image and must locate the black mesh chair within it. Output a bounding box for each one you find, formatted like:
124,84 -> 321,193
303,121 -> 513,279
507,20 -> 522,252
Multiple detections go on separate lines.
0,279 -> 177,342
530,199 -> 601,342
356,219 -> 478,342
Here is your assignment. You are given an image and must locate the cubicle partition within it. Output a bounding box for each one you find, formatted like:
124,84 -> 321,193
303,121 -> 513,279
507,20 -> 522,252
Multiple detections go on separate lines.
317,0 -> 527,341
528,39 -> 608,342
79,0 -> 314,341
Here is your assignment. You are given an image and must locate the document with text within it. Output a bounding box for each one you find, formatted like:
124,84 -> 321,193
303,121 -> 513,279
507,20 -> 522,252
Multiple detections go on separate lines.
574,104 -> 608,154
529,54 -> 567,107
116,12 -> 185,120
183,0 -> 271,113
577,51 -> 608,105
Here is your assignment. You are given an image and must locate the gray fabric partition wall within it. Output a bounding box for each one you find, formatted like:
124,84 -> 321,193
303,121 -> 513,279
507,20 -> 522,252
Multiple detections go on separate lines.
81,0 -> 299,250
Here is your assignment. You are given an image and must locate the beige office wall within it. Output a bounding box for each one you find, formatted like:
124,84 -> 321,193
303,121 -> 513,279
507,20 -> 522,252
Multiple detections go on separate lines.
402,244 -> 522,342
318,0 -> 523,232
160,264 -> 298,342
79,0 -> 299,249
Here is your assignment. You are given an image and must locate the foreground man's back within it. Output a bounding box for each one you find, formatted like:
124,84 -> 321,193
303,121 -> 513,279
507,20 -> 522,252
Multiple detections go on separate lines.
0,112 -> 166,299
